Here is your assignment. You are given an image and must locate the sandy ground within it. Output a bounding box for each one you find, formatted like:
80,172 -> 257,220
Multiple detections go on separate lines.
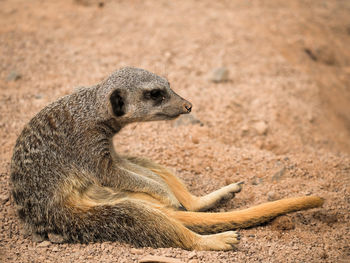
1,0 -> 350,262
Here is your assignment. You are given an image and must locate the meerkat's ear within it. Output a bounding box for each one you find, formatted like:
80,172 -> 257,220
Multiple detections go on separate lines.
110,89 -> 125,117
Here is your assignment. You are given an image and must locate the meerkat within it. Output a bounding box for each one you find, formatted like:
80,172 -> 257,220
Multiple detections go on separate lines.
10,67 -> 324,250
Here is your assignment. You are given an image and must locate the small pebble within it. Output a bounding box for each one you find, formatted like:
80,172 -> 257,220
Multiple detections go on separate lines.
37,241 -> 51,247
191,136 -> 199,144
271,166 -> 286,182
252,177 -> 263,185
187,251 -> 197,259
6,71 -> 22,81
209,67 -> 229,83
52,246 -> 59,252
241,125 -> 249,136
267,191 -> 277,201
253,121 -> 268,135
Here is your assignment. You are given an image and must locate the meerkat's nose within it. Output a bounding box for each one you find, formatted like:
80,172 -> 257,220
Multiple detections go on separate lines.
183,102 -> 192,113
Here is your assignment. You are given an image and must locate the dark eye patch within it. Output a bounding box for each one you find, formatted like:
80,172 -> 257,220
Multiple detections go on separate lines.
150,89 -> 162,100
143,88 -> 167,105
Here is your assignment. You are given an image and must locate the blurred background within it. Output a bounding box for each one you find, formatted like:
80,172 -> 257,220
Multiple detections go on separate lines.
1,0 -> 350,262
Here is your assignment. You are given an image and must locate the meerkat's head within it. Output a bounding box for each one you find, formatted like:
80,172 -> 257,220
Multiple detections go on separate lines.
99,67 -> 192,124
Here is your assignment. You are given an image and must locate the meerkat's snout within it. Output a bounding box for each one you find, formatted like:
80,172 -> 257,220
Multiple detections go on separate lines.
169,92 -> 192,116
183,101 -> 192,113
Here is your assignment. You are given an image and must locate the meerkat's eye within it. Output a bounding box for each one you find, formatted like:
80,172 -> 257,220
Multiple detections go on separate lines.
150,89 -> 162,100
144,89 -> 166,103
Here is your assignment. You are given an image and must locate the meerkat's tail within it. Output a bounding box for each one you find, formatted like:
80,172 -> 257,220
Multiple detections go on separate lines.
168,196 -> 324,234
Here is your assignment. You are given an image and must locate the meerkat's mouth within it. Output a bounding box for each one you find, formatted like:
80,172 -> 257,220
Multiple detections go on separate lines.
155,113 -> 181,120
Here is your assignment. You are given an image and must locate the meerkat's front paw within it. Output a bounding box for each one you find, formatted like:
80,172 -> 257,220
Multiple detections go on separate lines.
195,231 -> 240,251
226,181 -> 244,193
218,181 -> 244,202
193,181 -> 244,211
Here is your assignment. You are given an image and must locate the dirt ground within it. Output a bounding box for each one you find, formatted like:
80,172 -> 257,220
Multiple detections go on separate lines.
1,0 -> 350,262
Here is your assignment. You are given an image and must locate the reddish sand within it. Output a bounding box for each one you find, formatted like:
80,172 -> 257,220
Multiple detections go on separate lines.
1,0 -> 349,262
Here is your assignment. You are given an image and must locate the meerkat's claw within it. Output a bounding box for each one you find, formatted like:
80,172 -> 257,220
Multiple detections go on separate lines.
228,181 -> 244,193
178,204 -> 187,211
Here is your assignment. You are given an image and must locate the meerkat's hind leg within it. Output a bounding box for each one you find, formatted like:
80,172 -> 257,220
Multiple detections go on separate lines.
122,156 -> 200,210
124,156 -> 244,212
